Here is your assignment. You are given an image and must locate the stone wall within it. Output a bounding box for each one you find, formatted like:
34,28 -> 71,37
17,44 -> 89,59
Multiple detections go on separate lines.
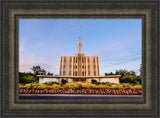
39,77 -> 119,84
39,78 -> 59,84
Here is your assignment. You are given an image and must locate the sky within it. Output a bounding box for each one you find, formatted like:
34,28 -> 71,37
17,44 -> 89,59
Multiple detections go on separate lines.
19,19 -> 142,75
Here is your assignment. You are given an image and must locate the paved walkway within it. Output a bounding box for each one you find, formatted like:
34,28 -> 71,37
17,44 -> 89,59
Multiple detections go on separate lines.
19,94 -> 142,98
19,94 -> 142,97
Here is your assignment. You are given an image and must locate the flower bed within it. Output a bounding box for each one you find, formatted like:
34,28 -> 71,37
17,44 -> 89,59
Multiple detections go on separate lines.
19,89 -> 142,95
19,83 -> 142,90
19,83 -> 142,95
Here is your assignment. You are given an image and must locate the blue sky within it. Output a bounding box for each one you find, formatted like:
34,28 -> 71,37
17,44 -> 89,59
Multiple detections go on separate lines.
19,19 -> 142,75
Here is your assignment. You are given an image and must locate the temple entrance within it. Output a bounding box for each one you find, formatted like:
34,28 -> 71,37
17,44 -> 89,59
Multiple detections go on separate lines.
61,79 -> 68,84
92,79 -> 97,84
73,78 -> 86,83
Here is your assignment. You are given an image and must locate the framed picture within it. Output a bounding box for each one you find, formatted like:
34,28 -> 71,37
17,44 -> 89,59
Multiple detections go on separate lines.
0,0 -> 159,117
18,19 -> 142,100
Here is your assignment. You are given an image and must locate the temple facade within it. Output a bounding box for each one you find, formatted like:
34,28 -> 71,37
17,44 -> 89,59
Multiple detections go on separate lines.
60,26 -> 99,77
38,26 -> 121,84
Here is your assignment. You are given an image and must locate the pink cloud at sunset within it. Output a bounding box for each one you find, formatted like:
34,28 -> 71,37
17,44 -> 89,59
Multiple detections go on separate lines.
19,58 -> 33,72
19,57 -> 60,74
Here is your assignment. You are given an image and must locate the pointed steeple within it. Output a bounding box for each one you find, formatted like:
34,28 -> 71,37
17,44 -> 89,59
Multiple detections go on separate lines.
77,25 -> 82,53
79,25 -> 81,42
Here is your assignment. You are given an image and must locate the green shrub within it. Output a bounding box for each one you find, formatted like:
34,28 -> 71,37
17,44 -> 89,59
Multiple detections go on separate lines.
121,75 -> 142,85
102,82 -> 106,85
94,82 -> 101,85
43,82 -> 60,85
19,72 -> 38,84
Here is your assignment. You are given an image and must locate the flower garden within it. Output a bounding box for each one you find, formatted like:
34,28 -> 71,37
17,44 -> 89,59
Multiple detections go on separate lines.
19,82 -> 142,95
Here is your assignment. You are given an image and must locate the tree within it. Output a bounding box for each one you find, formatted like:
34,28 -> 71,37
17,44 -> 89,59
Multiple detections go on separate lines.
19,66 -> 54,84
115,69 -> 136,77
19,72 -> 38,84
121,75 -> 142,85
30,65 -> 42,75
115,69 -> 128,76
113,69 -> 137,83
139,64 -> 143,76
47,72 -> 53,75
41,69 -> 47,75
104,69 -> 141,85
30,65 -> 52,75
128,70 -> 136,76
105,72 -> 114,75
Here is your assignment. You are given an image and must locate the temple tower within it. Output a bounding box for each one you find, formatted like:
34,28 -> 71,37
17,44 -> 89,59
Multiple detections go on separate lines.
77,25 -> 82,53
60,26 -> 100,78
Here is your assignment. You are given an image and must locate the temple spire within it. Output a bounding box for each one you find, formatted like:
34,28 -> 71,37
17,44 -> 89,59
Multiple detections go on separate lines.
77,25 -> 82,53
79,25 -> 81,42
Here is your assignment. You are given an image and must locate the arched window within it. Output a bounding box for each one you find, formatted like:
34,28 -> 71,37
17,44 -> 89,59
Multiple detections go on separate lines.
61,79 -> 68,84
92,79 -> 97,84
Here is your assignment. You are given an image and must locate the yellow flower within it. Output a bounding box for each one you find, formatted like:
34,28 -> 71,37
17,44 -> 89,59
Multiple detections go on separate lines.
110,85 -> 119,89
118,85 -> 124,89
99,84 -> 107,89
134,85 -> 142,90
106,86 -> 110,89
19,85 -> 24,89
51,84 -> 61,90
32,86 -> 38,89
82,84 -> 88,89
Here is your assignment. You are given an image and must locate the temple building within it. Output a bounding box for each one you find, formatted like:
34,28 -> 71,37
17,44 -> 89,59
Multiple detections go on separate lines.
38,26 -> 121,84
60,26 -> 99,77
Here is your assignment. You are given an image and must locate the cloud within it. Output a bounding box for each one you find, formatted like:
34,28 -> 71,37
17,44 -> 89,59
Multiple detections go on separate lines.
19,57 -> 60,74
112,55 -> 141,62
99,54 -> 141,75
104,55 -> 141,67
33,62 -> 54,72
19,58 -> 33,72
89,37 -> 138,56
